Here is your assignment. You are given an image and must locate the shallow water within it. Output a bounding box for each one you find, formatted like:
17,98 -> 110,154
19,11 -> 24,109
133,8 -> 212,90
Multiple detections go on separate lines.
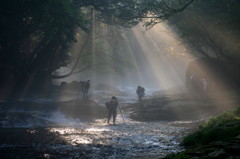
0,86 -> 199,158
0,108 -> 197,158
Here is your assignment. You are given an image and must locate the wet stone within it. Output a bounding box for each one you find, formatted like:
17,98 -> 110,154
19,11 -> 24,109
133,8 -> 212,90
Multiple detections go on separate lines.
208,149 -> 226,157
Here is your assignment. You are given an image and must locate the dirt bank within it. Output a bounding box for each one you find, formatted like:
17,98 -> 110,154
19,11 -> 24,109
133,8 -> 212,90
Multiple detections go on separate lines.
124,90 -> 239,121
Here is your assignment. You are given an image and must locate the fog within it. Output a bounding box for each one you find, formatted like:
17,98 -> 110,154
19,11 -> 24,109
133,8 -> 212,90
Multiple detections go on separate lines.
54,23 -> 192,91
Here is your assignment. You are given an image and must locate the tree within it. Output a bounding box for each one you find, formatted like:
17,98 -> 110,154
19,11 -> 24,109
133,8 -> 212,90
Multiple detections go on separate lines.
0,0 -> 195,98
57,0 -> 196,77
168,0 -> 240,87
168,0 -> 240,60
0,0 -> 88,97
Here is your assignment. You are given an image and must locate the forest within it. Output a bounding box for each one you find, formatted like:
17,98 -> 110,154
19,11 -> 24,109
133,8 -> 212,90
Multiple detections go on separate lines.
0,0 -> 239,98
0,0 -> 240,158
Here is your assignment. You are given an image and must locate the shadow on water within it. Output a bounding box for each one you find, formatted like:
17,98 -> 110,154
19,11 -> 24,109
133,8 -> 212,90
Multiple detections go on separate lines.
0,127 -> 133,159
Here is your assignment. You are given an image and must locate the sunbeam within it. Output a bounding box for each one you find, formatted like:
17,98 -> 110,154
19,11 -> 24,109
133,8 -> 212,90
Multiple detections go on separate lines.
1,1 -> 240,159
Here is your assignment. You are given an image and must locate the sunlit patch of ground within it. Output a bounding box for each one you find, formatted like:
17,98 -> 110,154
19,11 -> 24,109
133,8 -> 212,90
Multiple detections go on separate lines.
0,116 -> 198,159
44,114 -> 199,158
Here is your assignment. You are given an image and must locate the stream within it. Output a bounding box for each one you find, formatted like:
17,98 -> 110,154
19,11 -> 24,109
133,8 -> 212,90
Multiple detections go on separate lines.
0,85 -> 200,159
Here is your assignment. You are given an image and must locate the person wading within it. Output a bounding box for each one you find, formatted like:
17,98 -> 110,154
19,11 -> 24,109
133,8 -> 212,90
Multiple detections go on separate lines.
136,86 -> 145,101
105,96 -> 118,125
82,80 -> 90,100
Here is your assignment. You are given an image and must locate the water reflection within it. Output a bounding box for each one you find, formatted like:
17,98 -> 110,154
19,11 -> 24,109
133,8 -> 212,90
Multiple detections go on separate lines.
47,118 -> 197,158
49,127 -> 92,145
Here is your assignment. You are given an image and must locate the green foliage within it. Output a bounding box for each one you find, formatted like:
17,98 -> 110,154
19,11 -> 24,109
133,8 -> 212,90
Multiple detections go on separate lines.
181,106 -> 240,147
89,0 -> 195,28
168,0 -> 240,87
0,0 -> 88,77
0,0 -> 197,93
200,110 -> 239,129
169,0 -> 240,60
0,0 -> 195,77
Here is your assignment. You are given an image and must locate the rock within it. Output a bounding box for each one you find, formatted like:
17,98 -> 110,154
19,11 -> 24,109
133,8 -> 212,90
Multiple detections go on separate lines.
208,149 -> 225,158
235,135 -> 240,139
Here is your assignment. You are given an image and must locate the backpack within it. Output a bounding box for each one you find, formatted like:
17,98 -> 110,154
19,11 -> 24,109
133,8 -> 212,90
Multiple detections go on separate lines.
140,87 -> 145,93
110,99 -> 118,110
137,87 -> 144,94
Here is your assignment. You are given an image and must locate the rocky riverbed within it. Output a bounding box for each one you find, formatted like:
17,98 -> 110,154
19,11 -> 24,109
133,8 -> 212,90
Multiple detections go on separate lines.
0,85 -> 238,158
0,117 -> 199,159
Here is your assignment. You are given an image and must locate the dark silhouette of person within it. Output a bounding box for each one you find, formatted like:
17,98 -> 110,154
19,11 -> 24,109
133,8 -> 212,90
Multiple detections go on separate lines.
106,96 -> 118,125
136,86 -> 145,101
82,80 -> 90,100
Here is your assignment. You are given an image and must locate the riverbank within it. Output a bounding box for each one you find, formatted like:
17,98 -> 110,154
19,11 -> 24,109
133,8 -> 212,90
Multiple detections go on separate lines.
164,106 -> 240,159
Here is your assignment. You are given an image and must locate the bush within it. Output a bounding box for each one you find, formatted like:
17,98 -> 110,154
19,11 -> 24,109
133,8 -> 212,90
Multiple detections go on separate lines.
181,106 -> 240,147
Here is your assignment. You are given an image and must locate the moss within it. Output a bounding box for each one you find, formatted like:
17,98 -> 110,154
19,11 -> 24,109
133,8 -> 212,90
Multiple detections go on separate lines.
163,106 -> 240,159
181,106 -> 240,147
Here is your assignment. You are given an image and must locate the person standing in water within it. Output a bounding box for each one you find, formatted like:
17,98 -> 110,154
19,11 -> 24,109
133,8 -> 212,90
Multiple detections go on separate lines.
136,86 -> 145,101
105,96 -> 118,125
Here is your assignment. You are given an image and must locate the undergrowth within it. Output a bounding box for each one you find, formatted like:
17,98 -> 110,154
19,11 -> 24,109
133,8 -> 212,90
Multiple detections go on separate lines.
164,106 -> 240,159
181,106 -> 240,147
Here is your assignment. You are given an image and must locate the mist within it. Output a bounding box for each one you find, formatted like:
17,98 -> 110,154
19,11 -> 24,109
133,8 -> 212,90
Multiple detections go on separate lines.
54,22 -> 192,91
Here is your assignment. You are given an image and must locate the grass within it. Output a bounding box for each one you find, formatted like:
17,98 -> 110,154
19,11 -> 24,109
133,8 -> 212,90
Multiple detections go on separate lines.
181,106 -> 240,147
164,106 -> 240,159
